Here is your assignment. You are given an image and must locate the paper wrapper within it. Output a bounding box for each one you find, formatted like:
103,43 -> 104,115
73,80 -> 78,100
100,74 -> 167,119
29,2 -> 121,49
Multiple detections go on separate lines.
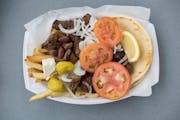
23,5 -> 159,105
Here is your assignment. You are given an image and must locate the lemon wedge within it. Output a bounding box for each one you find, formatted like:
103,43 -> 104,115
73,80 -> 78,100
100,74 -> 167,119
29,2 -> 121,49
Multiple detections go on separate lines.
121,31 -> 140,62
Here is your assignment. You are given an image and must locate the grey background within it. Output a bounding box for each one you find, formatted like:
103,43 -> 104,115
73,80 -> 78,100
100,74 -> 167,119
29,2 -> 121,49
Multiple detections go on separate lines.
0,0 -> 180,120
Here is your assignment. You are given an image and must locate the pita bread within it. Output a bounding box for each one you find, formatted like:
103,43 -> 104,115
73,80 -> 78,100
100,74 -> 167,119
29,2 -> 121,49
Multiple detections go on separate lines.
114,16 -> 153,86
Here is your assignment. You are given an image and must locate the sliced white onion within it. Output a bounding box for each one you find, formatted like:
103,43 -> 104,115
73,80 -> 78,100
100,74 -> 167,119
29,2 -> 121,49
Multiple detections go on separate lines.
58,73 -> 72,82
113,44 -> 123,54
73,60 -> 86,76
58,19 -> 81,34
113,46 -> 117,54
118,55 -> 127,64
122,60 -> 128,66
74,15 -> 97,41
79,37 -> 95,50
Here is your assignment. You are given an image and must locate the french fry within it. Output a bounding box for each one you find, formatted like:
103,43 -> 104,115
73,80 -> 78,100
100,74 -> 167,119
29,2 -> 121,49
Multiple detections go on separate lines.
27,55 -> 52,63
28,68 -> 42,73
35,79 -> 46,83
34,47 -> 44,55
29,90 -> 53,102
39,48 -> 48,53
50,92 -> 70,98
28,73 -> 33,77
32,72 -> 47,79
29,90 -> 98,102
25,59 -> 43,71
33,46 -> 48,55
28,68 -> 42,77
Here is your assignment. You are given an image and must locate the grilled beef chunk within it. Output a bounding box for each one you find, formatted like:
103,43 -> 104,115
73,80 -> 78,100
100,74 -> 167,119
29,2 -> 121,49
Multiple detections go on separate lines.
59,20 -> 74,29
62,49 -> 71,61
42,32 -> 61,50
63,42 -> 73,50
48,49 -> 58,56
80,72 -> 96,93
52,20 -> 60,30
58,36 -> 70,43
113,51 -> 125,62
73,39 -> 82,57
125,63 -> 133,74
79,83 -> 89,93
57,47 -> 65,59
68,34 -> 82,41
67,72 -> 81,82
42,32 -> 83,61
82,13 -> 91,25
69,81 -> 81,93
113,50 -> 133,73
69,52 -> 78,63
52,20 -> 74,30
81,72 -> 93,85
67,72 -> 82,93
67,72 -> 95,93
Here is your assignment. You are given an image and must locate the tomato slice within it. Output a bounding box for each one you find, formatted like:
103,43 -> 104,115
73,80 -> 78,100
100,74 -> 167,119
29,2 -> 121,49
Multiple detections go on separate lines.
80,43 -> 113,73
94,17 -> 122,47
92,62 -> 131,100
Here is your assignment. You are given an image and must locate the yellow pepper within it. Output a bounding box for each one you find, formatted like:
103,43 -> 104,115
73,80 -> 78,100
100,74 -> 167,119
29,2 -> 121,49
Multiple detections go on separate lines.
48,77 -> 64,92
55,61 -> 74,75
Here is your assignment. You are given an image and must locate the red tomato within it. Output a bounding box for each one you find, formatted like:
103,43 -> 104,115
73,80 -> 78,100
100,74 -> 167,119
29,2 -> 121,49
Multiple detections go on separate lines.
94,17 -> 122,47
80,43 -> 113,73
92,62 -> 131,100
